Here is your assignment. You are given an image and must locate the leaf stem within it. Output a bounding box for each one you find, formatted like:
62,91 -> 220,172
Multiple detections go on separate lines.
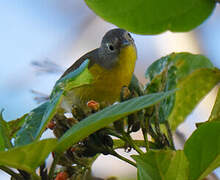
147,117 -> 158,142
110,150 -> 137,167
140,114 -> 149,151
122,131 -> 144,155
154,104 -> 162,136
0,166 -> 23,180
105,128 -> 125,140
113,139 -> 157,150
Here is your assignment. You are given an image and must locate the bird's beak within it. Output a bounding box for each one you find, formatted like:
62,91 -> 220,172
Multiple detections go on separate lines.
121,39 -> 131,47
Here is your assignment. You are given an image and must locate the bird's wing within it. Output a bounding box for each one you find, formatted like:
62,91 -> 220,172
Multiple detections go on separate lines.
60,49 -> 98,79
49,49 -> 98,98
50,58 -> 94,99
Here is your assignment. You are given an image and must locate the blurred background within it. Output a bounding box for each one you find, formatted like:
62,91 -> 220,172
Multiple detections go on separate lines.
0,1 -> 219,179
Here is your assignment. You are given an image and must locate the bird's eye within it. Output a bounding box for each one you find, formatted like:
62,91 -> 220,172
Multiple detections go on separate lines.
107,43 -> 115,51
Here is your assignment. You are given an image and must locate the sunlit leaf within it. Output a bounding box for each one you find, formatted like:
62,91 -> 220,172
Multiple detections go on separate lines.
184,121 -> 220,180
0,139 -> 57,173
145,52 -> 220,130
132,150 -> 188,180
169,68 -> 220,129
0,110 -> 11,150
85,0 -> 216,34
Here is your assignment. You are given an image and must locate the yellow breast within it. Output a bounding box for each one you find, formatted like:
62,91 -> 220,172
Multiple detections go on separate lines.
65,45 -> 137,109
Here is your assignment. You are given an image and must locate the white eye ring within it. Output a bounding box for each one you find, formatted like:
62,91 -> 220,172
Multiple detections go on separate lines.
107,43 -> 115,51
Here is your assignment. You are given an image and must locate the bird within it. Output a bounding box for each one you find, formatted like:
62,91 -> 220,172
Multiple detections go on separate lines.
59,28 -> 137,113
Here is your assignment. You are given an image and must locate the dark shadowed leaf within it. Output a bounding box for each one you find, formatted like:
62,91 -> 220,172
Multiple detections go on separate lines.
85,0 -> 216,34
184,122 -> 220,180
132,150 -> 188,180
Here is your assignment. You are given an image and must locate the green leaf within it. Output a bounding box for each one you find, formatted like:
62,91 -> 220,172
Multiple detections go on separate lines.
132,150 -> 189,180
8,114 -> 27,139
55,90 -> 175,153
14,102 -> 49,146
184,121 -> 220,180
145,52 -> 220,130
0,139 -> 57,173
208,87 -> 220,122
15,91 -> 63,147
84,0 -> 216,34
0,110 -> 11,150
14,59 -> 93,146
169,68 -> 220,130
36,91 -> 63,139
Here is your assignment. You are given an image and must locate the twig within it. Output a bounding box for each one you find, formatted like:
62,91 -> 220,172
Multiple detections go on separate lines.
147,117 -> 166,148
31,58 -> 63,75
109,150 -> 137,167
31,90 -> 50,103
122,132 -> 144,155
154,104 -> 163,136
140,113 -> 149,151
113,139 -> 157,150
0,166 -> 23,180
105,128 -> 125,140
